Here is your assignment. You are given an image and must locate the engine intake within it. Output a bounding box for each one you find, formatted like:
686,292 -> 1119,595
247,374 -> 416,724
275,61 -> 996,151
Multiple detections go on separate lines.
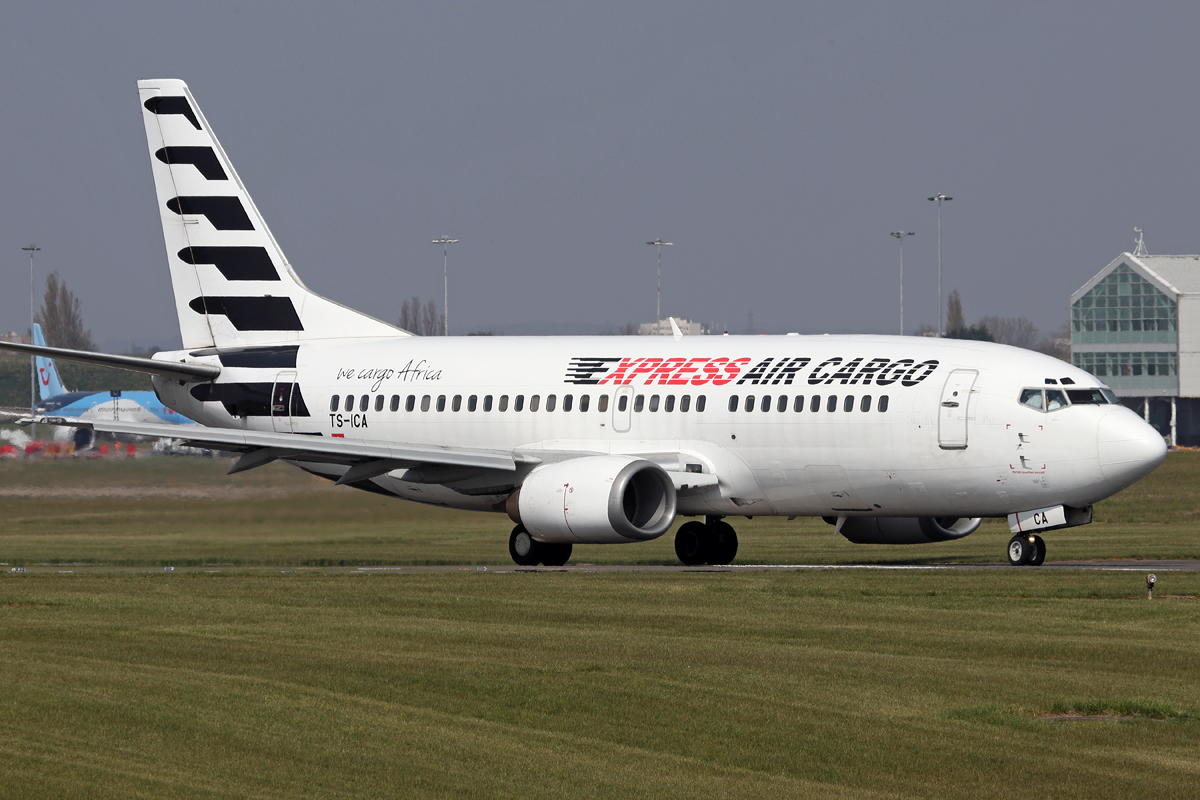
835,516 -> 982,545
509,456 -> 677,544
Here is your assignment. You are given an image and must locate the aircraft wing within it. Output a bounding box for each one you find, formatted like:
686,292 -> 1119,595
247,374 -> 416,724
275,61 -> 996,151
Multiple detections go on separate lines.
28,416 -> 520,482
0,341 -> 219,382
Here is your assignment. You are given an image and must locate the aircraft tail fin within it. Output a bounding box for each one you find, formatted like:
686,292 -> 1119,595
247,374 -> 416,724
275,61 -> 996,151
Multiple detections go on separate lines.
137,79 -> 406,349
32,323 -> 68,399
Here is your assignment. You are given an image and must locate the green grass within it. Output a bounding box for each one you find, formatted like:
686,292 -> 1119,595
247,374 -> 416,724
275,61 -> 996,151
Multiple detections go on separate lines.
0,452 -> 1198,797
1,570 -> 1198,799
2,450 -> 1198,566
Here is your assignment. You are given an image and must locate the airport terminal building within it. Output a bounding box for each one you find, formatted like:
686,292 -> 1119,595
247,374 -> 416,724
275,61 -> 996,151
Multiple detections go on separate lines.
1071,251 -> 1200,446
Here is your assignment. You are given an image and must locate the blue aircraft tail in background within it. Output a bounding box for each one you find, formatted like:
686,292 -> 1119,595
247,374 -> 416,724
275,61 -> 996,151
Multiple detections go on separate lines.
32,324 -> 68,401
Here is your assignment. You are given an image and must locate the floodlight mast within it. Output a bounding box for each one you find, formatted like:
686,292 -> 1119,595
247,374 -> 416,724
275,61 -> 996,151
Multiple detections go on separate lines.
890,232 -> 914,335
646,239 -> 673,327
22,244 -> 40,428
432,236 -> 458,336
927,193 -> 952,336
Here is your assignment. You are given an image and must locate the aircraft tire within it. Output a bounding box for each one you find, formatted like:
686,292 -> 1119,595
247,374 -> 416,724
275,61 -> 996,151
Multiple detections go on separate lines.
541,542 -> 573,567
1028,535 -> 1046,567
1006,534 -> 1034,566
509,525 -> 542,566
710,521 -> 738,565
675,521 -> 708,565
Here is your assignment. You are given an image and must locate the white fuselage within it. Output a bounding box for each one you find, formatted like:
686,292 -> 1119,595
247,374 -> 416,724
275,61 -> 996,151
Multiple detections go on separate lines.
152,333 -> 1166,519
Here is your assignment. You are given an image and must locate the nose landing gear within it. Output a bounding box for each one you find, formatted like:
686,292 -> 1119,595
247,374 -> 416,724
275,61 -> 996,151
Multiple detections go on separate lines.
1007,533 -> 1045,566
674,517 -> 738,565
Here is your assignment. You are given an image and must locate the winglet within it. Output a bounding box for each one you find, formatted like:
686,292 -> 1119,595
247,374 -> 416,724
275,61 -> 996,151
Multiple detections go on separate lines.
669,317 -> 683,340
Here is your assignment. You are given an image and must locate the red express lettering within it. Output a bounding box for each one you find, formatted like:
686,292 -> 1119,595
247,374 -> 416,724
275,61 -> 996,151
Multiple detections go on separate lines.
649,357 -> 686,384
669,357 -> 709,385
717,357 -> 750,385
597,358 -> 642,385
626,358 -> 662,384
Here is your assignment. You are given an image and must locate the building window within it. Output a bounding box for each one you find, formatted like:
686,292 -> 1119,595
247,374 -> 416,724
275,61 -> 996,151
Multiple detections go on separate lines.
1072,351 -> 1178,389
1072,263 -> 1177,345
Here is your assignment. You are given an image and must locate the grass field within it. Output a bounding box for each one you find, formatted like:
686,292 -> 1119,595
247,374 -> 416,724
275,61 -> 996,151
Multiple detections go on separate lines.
1,452 -> 1198,798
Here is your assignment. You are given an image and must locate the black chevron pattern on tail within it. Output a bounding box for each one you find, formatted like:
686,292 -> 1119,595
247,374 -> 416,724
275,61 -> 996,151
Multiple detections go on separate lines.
188,296 -> 304,331
178,247 -> 279,281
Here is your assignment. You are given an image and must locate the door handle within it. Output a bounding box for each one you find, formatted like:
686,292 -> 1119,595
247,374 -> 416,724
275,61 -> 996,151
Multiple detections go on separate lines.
941,401 -> 959,408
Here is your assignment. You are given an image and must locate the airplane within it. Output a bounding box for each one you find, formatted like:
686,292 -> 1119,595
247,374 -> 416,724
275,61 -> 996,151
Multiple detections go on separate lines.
0,79 -> 1167,567
29,323 -> 196,450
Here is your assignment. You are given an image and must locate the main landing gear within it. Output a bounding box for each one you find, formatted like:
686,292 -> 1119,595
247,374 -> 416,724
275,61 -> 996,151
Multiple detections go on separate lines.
508,525 -> 572,567
674,516 -> 738,566
1007,533 -> 1046,566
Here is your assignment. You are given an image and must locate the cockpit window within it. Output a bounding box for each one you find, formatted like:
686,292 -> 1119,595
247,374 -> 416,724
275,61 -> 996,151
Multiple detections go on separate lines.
1045,389 -> 1067,411
1101,388 -> 1119,404
1067,388 -> 1108,405
1019,388 -> 1044,409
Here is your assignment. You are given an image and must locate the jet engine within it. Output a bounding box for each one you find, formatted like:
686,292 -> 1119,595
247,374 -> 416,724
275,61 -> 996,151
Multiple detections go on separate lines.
508,455 -> 677,544
834,516 -> 982,545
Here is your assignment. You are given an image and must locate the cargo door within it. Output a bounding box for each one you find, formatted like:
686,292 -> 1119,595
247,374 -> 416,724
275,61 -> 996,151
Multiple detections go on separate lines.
271,371 -> 297,433
938,369 -> 978,449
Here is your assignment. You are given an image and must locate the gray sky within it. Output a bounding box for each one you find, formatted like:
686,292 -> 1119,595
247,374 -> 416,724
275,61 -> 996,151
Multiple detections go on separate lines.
3,2 -> 1199,350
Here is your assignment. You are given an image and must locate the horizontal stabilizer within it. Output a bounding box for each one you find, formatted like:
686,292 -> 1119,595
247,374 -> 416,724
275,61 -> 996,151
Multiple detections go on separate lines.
0,341 -> 220,382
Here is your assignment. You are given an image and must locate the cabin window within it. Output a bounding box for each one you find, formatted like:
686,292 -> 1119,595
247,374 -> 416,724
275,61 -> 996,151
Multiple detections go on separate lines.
530,395 -> 540,412
649,395 -> 660,412
1019,388 -> 1044,410
344,395 -> 355,413
680,395 -> 691,412
360,395 -> 370,412
634,395 -> 645,412
390,395 -> 400,412
761,396 -> 771,412
665,395 -> 675,412
406,395 -> 416,412
697,395 -> 706,412
468,395 -> 477,411
421,395 -> 431,412
484,395 -> 493,412
581,395 -> 590,412
597,395 -> 608,412
1046,389 -> 1067,411
563,394 -> 573,411
329,395 -> 339,412
728,396 -> 739,412
375,395 -> 384,412
879,395 -> 889,412
617,395 -> 627,412
744,395 -> 755,412
777,396 -> 787,412
546,394 -> 556,412
436,395 -> 446,412
843,395 -> 854,412
515,395 -> 525,412
794,395 -> 805,412
452,395 -> 462,412
860,395 -> 872,412
810,395 -> 821,413
499,395 -> 509,412
826,395 -> 837,412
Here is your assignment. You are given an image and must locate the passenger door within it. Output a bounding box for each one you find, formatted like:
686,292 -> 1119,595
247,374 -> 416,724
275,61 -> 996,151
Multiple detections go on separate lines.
938,369 -> 978,450
271,371 -> 297,433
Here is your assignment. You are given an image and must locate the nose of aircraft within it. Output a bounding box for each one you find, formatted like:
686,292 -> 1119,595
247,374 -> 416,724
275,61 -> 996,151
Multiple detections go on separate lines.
1097,407 -> 1168,490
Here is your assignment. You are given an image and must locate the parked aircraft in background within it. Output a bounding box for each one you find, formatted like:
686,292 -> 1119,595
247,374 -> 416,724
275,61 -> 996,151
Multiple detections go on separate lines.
31,323 -> 195,449
0,79 -> 1168,566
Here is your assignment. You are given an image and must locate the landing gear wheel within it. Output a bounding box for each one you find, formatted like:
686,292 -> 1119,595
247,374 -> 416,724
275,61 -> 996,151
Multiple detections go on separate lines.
709,520 -> 738,565
1028,535 -> 1046,567
509,525 -> 542,566
675,521 -> 708,565
1007,534 -> 1034,566
541,542 -> 573,567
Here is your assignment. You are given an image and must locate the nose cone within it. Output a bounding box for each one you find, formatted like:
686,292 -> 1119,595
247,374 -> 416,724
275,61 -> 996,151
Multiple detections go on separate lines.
1097,408 -> 1168,490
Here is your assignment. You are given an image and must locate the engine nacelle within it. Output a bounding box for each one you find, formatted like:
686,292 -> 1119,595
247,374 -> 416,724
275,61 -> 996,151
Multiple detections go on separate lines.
510,455 -> 677,544
835,516 -> 982,545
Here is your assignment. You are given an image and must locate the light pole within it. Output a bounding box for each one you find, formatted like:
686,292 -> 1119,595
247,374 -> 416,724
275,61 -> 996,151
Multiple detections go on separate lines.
22,245 -> 40,426
646,238 -> 673,327
890,232 -> 914,335
432,236 -> 458,336
927,193 -> 952,336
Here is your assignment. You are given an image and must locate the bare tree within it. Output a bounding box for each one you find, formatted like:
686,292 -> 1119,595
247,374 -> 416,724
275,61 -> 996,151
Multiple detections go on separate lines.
34,272 -> 95,350
946,290 -> 965,333
1034,322 -> 1071,361
977,315 -> 1040,350
398,296 -> 445,336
